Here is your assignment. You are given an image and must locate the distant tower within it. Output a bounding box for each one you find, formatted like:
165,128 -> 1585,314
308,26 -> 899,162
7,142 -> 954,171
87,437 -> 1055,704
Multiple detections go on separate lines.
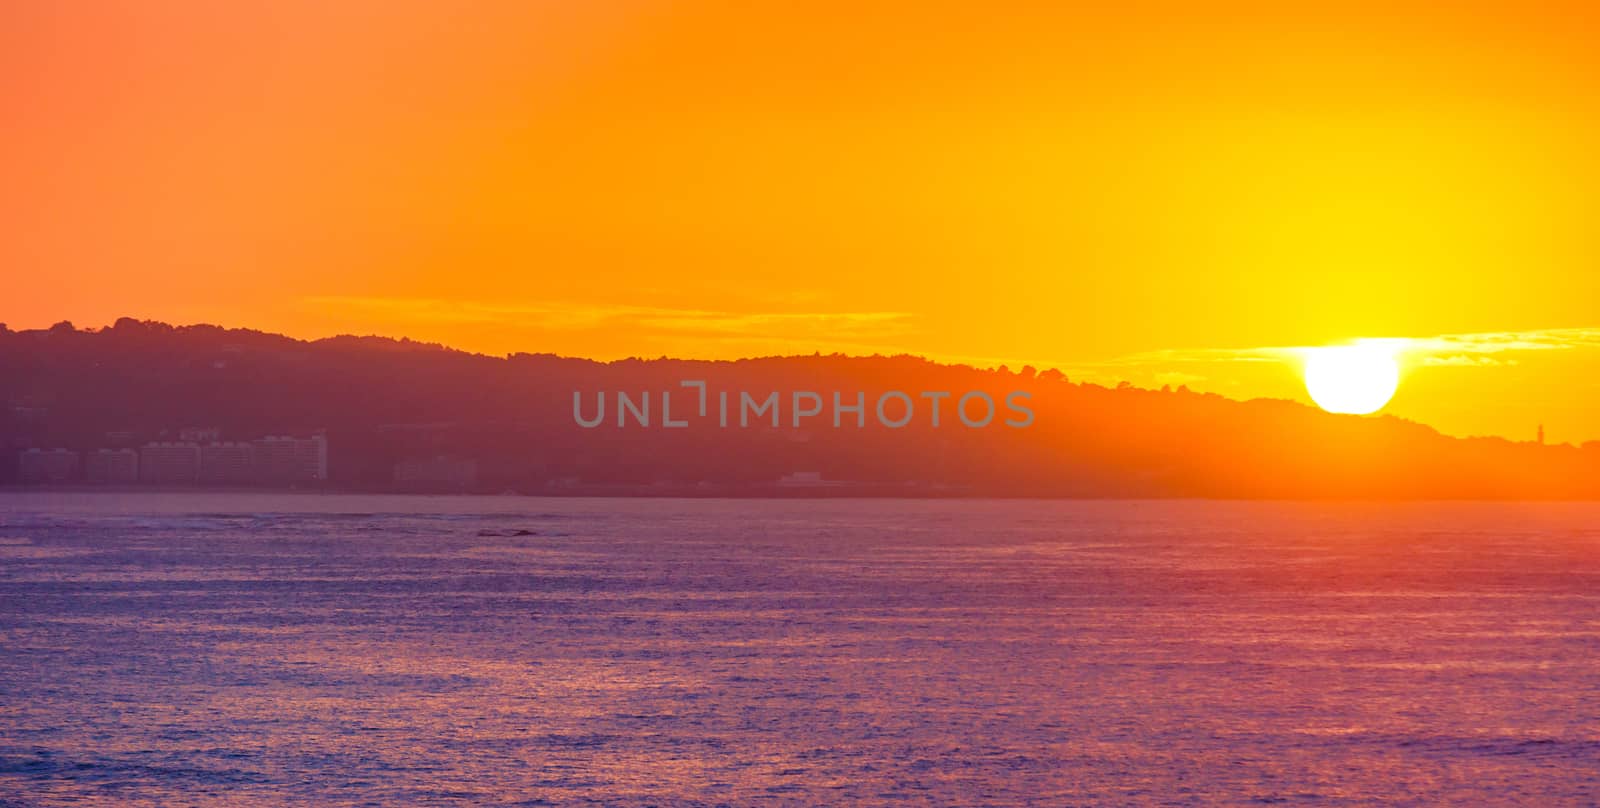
1537,424 -> 1545,445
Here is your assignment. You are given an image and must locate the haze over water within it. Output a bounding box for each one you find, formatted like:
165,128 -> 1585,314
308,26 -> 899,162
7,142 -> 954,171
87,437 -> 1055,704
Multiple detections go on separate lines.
1,494 -> 1597,806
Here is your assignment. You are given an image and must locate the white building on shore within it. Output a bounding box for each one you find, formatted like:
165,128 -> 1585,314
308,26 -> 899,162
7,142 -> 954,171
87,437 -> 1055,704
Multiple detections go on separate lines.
18,449 -> 79,483
85,448 -> 139,484
255,433 -> 327,483
139,442 -> 200,484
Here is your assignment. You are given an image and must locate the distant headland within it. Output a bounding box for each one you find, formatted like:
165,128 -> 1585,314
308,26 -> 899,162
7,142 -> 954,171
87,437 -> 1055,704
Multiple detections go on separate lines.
1,319 -> 1595,499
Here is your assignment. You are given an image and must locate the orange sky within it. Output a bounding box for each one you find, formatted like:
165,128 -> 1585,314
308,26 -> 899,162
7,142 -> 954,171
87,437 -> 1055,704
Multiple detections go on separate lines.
4,1 -> 1598,443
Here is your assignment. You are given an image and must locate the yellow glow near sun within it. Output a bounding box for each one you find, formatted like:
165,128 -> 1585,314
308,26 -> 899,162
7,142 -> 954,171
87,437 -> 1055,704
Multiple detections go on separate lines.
1302,344 -> 1401,415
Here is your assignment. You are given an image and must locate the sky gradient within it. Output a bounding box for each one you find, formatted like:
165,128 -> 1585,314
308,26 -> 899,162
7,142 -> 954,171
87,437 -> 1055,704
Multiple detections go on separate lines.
5,1 -> 1598,443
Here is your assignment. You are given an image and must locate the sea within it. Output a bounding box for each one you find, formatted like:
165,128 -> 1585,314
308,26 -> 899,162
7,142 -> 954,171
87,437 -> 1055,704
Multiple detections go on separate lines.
1,493 -> 1597,806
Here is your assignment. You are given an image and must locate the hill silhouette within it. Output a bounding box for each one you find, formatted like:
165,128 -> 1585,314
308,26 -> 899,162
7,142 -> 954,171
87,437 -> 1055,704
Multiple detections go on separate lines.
1,318 -> 1595,498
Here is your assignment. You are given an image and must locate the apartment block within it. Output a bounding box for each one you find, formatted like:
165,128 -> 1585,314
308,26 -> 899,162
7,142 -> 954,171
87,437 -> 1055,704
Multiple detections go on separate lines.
199,442 -> 257,484
255,434 -> 327,483
84,449 -> 139,484
18,449 -> 79,483
139,442 -> 200,484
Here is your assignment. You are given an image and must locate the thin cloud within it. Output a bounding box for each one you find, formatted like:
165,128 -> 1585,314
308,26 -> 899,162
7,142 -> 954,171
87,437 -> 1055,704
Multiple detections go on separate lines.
303,296 -> 916,351
1399,328 -> 1600,355
1002,326 -> 1600,387
1421,355 -> 1515,368
1093,327 -> 1600,372
304,297 -> 1599,382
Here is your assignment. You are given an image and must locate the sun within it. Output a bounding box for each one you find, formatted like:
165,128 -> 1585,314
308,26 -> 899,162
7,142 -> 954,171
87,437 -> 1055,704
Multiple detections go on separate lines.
1302,344 -> 1400,415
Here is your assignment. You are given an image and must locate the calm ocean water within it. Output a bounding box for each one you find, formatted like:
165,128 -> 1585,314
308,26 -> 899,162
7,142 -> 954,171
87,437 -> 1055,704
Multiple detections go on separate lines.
1,493 -> 1597,806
